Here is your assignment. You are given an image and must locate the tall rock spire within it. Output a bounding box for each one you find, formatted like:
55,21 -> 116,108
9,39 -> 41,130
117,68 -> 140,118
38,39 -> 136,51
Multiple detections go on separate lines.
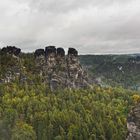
34,46 -> 90,90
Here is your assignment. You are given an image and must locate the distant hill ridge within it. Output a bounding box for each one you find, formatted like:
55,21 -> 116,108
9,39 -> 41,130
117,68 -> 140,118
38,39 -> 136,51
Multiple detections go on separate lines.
80,54 -> 140,90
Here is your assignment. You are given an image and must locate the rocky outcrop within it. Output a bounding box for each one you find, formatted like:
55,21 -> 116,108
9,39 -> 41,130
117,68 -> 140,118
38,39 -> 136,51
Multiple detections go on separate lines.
34,49 -> 45,58
0,46 -> 90,90
49,47 -> 68,90
0,46 -> 26,84
67,48 -> 89,88
127,103 -> 140,140
1,46 -> 21,56
34,48 -> 46,76
34,46 -> 90,90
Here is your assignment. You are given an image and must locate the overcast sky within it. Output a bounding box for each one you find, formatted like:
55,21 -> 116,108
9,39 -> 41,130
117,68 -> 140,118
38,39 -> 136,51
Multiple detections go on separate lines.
0,0 -> 140,54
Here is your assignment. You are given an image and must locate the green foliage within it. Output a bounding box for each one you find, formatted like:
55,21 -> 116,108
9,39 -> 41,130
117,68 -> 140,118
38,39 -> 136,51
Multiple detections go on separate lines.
11,121 -> 36,140
0,54 -> 18,77
0,82 -> 138,140
21,53 -> 36,73
79,55 -> 140,90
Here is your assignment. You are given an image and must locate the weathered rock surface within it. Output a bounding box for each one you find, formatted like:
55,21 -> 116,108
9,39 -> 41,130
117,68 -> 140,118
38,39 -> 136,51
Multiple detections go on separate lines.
0,46 -> 27,84
0,46 -> 90,90
127,103 -> 140,140
34,46 -> 90,90
34,49 -> 45,58
67,48 -> 89,88
34,48 -> 46,76
1,46 -> 21,56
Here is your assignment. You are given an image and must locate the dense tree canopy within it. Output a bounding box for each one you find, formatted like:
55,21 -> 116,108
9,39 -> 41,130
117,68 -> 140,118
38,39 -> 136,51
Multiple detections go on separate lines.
0,82 -> 139,140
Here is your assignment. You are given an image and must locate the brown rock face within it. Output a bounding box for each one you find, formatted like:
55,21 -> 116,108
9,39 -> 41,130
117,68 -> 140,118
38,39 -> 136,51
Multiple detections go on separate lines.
127,103 -> 140,140
35,47 -> 90,90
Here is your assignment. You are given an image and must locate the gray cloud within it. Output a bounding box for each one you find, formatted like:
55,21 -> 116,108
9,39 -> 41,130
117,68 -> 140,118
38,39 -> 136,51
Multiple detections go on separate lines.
0,0 -> 140,54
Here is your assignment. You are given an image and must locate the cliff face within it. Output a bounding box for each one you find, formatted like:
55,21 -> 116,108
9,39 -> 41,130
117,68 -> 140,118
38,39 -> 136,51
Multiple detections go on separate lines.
127,103 -> 140,140
0,46 -> 90,90
0,46 -> 23,83
34,46 -> 90,90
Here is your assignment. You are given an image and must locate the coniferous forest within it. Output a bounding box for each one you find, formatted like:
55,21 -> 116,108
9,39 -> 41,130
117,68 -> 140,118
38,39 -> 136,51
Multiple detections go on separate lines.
0,82 -> 139,140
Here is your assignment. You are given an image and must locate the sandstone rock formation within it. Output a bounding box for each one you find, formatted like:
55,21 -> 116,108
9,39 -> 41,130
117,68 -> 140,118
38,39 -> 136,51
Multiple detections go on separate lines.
34,49 -> 45,58
34,46 -> 90,90
49,47 -> 68,90
68,48 -> 89,88
0,45 -> 90,90
1,46 -> 21,56
0,46 -> 22,83
34,48 -> 46,76
127,103 -> 140,140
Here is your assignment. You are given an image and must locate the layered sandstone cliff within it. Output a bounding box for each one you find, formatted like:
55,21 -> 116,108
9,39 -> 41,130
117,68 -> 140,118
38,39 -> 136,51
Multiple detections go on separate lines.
34,46 -> 90,90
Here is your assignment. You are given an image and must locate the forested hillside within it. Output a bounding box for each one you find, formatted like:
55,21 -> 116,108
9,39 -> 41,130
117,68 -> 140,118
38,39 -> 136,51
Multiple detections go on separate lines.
0,47 -> 140,139
0,82 -> 139,140
80,55 -> 140,90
